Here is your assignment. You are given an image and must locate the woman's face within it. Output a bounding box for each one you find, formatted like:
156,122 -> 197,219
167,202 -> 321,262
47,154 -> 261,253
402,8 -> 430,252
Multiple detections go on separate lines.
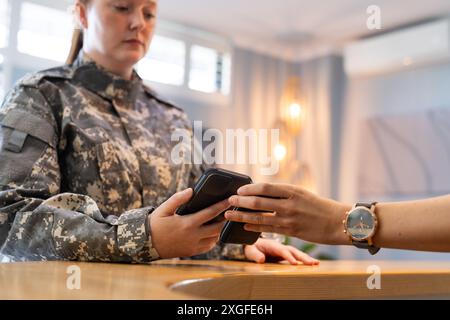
79,0 -> 157,68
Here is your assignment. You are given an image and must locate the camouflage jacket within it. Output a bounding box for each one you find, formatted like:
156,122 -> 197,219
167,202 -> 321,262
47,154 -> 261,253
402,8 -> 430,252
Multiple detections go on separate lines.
0,52 -> 244,263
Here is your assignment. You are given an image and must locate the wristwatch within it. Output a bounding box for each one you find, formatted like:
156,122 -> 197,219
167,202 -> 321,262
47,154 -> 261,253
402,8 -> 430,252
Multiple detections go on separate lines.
343,202 -> 380,255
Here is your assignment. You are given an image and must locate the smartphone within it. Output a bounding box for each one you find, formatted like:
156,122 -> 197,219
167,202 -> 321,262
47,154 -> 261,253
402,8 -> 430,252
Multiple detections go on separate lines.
219,207 -> 261,245
175,168 -> 261,245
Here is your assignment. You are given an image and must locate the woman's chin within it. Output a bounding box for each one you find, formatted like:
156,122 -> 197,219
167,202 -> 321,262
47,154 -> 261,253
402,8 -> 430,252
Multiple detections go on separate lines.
118,51 -> 145,67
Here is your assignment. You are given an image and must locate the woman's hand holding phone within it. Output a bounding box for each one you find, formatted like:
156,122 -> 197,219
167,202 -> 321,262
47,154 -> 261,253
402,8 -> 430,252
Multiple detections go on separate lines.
149,175 -> 320,266
150,188 -> 229,259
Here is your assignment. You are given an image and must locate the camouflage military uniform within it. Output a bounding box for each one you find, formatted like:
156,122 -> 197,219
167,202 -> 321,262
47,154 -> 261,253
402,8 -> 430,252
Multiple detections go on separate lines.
0,52 -> 245,263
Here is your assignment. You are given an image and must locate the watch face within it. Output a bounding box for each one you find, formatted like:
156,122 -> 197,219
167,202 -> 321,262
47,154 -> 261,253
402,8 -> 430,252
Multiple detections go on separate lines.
345,207 -> 376,241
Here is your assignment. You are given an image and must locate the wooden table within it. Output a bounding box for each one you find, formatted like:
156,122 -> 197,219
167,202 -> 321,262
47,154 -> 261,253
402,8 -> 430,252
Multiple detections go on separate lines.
1,260 -> 450,299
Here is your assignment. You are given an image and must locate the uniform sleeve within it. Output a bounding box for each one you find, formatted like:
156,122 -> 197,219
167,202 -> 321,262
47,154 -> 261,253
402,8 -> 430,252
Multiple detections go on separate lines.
0,85 -> 159,263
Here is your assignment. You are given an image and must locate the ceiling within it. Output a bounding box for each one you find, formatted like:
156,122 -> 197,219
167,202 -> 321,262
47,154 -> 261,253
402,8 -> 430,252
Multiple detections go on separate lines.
158,0 -> 450,61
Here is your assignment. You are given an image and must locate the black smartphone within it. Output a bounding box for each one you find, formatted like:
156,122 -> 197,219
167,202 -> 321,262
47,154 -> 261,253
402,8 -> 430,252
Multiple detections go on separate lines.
219,207 -> 261,245
175,168 -> 261,245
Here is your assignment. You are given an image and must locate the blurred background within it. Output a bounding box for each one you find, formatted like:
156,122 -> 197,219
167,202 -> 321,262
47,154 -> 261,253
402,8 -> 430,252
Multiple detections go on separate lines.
2,0 -> 450,261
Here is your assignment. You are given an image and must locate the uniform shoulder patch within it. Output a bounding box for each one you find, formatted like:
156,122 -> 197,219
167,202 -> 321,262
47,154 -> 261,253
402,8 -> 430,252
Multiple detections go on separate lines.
19,65 -> 74,88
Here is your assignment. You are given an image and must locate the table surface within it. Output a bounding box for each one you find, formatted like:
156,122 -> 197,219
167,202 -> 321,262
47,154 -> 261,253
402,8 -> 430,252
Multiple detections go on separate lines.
2,259 -> 450,299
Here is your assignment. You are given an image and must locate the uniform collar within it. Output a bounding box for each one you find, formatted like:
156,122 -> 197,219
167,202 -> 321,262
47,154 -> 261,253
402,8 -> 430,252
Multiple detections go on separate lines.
71,51 -> 143,104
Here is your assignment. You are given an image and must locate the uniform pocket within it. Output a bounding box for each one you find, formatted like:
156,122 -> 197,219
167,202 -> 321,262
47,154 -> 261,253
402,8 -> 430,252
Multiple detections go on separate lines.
95,140 -> 137,215
63,125 -> 141,216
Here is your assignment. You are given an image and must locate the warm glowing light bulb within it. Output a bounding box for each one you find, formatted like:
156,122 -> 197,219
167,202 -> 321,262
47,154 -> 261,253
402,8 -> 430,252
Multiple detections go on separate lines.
274,144 -> 287,161
289,103 -> 302,119
403,57 -> 413,66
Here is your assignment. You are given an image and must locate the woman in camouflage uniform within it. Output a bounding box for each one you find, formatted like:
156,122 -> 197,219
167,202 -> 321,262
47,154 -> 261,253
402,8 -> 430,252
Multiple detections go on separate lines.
0,0 -> 318,265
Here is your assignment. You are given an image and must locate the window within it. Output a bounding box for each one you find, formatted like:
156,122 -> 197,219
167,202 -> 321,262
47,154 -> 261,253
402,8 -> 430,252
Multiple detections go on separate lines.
17,2 -> 73,62
0,1 -> 232,105
0,0 -> 9,48
220,54 -> 231,95
137,35 -> 186,86
137,24 -> 232,99
220,53 -> 231,95
0,74 -> 4,102
189,46 -> 217,93
189,45 -> 231,94
0,54 -> 4,101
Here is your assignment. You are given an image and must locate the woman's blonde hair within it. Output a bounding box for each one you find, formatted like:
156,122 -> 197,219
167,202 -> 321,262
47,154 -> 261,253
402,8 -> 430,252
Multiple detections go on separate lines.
66,29 -> 83,65
66,0 -> 88,65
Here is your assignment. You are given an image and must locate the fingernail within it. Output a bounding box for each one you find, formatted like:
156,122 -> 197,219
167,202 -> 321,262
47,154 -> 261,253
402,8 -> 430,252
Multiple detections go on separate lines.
229,196 -> 237,205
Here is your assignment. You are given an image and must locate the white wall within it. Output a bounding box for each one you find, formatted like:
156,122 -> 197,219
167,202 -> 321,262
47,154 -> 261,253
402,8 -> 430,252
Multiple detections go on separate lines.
339,62 -> 450,260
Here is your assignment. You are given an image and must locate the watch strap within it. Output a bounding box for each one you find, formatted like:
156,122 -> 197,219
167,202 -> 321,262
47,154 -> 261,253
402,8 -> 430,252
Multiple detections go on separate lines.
355,202 -> 377,209
352,240 -> 380,255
